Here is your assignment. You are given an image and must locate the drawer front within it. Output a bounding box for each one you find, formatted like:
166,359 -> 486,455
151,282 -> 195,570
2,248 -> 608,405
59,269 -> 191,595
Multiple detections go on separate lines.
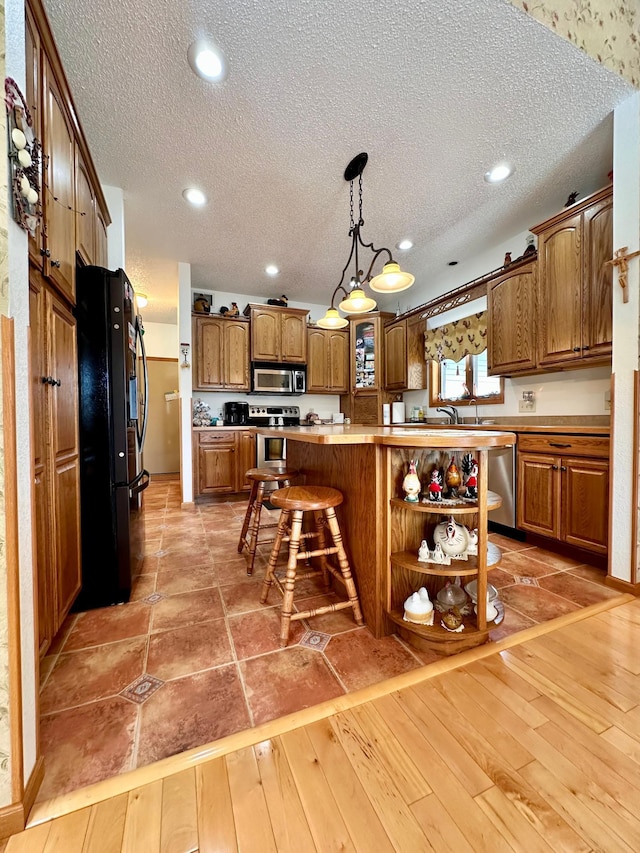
198,430 -> 236,445
517,434 -> 609,459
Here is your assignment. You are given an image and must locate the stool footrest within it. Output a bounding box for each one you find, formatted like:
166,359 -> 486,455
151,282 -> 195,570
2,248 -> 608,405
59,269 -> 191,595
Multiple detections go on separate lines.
289,599 -> 359,623
296,546 -> 339,561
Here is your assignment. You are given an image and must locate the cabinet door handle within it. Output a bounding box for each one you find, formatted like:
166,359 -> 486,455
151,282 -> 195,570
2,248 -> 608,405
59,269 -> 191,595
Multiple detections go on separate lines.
40,248 -> 51,258
582,345 -> 590,350
51,259 -> 61,268
572,346 -> 581,352
53,378 -> 61,386
549,442 -> 571,447
552,464 -> 559,470
560,465 -> 567,471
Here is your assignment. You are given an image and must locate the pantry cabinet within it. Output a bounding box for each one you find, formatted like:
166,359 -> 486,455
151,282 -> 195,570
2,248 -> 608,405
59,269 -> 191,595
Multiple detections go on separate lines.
246,304 -> 309,363
306,326 -> 349,393
192,315 -> 250,391
517,433 -> 609,555
532,186 -> 612,369
193,429 -> 256,496
30,275 -> 82,654
487,260 -> 538,376
340,312 -> 396,425
27,0 -> 111,656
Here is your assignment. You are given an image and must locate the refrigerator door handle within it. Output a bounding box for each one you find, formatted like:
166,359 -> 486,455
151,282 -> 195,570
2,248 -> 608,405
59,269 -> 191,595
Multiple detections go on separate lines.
129,468 -> 150,497
136,318 -> 149,452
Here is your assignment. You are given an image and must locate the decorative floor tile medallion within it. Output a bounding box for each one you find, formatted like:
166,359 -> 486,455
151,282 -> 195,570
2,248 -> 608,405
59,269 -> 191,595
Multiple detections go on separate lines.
120,674 -> 164,704
299,631 -> 331,652
143,592 -> 165,604
513,576 -> 540,586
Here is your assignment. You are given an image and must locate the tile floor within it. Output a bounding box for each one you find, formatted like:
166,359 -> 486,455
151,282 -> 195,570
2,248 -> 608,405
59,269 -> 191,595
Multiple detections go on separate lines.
37,479 -> 619,800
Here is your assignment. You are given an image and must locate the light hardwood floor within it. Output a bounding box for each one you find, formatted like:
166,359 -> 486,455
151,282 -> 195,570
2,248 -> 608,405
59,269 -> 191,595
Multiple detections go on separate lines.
7,593 -> 640,852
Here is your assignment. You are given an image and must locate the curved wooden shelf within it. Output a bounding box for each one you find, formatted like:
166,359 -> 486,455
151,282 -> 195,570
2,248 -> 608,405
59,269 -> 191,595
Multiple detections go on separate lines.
390,542 -> 502,577
390,491 -> 502,515
387,608 -> 492,655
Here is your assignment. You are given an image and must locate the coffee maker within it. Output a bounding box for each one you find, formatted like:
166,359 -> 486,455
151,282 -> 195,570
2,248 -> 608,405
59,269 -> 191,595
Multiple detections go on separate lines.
223,401 -> 249,425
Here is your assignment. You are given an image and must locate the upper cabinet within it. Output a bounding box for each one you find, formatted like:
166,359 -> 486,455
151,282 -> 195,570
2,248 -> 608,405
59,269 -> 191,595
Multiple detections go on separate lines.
26,0 -> 111,302
193,315 -> 250,391
487,260 -> 538,376
532,186 -> 612,369
306,326 -> 349,393
246,304 -> 309,363
383,316 -> 427,392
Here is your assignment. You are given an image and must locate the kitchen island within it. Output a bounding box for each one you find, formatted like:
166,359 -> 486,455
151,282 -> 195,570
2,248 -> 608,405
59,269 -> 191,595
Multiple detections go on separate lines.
255,424 -> 516,653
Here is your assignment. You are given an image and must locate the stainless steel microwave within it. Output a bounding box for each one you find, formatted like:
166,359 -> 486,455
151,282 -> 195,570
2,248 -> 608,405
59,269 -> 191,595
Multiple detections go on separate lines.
251,363 -> 306,395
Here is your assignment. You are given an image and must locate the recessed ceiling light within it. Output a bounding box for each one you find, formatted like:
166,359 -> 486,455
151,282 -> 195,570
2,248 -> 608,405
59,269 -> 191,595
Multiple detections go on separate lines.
265,265 -> 279,276
396,239 -> 413,251
135,292 -> 148,308
182,187 -> 207,206
187,39 -> 226,82
484,163 -> 514,184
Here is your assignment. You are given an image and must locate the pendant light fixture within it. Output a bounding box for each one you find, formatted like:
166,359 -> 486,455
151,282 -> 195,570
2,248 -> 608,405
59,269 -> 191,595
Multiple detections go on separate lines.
317,153 -> 415,330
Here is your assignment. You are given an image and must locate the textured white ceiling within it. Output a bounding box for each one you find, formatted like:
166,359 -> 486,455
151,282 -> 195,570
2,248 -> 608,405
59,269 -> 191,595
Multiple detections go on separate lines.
43,0 -> 632,324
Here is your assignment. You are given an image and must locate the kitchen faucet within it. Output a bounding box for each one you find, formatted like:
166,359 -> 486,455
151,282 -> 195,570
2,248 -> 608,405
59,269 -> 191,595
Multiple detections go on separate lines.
436,405 -> 459,424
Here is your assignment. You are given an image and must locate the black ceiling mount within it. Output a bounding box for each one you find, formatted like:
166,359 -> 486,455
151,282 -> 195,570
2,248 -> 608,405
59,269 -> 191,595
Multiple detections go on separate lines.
344,152 -> 368,182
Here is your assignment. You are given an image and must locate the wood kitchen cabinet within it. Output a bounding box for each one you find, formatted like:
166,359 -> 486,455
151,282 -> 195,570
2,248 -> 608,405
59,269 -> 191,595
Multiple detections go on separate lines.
517,433 -> 609,555
245,304 -> 309,363
42,51 -> 76,300
192,315 -> 250,391
383,316 -> 427,391
306,326 -> 349,393
487,260 -> 538,376
30,275 -> 82,654
26,0 -> 111,293
193,429 -> 256,496
532,186 -> 612,369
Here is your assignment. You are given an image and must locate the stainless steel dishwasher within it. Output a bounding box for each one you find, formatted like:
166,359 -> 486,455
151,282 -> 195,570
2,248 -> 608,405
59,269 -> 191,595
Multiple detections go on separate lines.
487,442 -> 517,529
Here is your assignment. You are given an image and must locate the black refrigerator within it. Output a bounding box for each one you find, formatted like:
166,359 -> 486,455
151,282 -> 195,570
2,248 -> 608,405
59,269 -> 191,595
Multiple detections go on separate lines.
75,265 -> 150,609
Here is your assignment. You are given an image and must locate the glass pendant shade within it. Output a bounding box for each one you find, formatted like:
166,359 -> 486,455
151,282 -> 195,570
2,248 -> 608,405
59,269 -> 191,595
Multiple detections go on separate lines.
317,307 -> 349,329
338,287 -> 377,314
369,261 -> 415,293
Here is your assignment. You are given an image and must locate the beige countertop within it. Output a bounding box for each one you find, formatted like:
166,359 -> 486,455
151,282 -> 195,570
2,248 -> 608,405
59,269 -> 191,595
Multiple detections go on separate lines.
254,424 -> 516,448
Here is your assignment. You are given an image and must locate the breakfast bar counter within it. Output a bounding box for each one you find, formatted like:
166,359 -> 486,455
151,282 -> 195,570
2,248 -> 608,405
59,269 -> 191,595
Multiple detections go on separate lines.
256,425 -> 515,651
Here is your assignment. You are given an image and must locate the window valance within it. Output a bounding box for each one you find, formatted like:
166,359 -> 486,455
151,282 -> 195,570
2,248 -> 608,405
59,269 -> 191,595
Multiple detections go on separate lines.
424,311 -> 488,363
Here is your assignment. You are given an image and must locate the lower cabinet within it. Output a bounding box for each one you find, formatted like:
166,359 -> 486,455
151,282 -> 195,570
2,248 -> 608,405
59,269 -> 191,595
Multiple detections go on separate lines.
517,434 -> 609,555
194,429 -> 256,496
30,274 -> 82,655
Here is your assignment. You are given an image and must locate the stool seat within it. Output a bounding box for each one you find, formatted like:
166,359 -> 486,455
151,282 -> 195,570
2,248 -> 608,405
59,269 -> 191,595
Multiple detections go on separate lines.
245,467 -> 297,483
261,484 -> 363,646
270,485 -> 343,512
237,468 -> 298,575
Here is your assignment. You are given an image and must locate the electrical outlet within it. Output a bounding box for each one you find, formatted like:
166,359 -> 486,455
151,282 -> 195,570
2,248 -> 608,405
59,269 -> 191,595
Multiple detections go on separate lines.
604,390 -> 611,412
519,399 -> 536,413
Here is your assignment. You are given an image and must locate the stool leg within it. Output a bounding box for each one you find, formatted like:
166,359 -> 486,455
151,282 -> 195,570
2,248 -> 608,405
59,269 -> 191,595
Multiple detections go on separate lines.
313,510 -> 331,592
323,507 -> 364,627
261,509 -> 290,605
280,509 -> 304,647
246,481 -> 266,576
238,480 -> 258,553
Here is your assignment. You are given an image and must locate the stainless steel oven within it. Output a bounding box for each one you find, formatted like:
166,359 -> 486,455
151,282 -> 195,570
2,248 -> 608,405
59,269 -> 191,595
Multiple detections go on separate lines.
249,405 -> 301,473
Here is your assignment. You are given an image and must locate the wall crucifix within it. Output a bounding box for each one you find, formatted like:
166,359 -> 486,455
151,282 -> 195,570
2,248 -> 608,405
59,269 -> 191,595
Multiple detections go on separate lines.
607,246 -> 640,304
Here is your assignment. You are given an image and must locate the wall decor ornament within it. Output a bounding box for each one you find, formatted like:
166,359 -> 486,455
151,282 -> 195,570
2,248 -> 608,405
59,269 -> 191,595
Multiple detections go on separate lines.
5,77 -> 42,236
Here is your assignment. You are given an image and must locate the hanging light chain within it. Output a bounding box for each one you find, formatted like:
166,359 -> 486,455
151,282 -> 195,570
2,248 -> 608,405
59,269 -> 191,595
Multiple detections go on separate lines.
349,179 -> 355,230
358,172 -> 364,225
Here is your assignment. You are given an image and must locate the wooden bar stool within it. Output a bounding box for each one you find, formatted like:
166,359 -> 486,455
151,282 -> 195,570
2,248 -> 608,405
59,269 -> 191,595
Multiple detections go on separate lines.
237,468 -> 298,576
260,485 -> 364,646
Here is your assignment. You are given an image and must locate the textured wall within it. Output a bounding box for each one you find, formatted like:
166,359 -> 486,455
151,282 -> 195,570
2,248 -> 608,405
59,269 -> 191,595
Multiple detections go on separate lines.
509,1 -> 639,87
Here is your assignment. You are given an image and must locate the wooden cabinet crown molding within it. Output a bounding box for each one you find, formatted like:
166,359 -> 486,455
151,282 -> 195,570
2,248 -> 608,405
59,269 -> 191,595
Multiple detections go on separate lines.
27,0 -> 111,226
